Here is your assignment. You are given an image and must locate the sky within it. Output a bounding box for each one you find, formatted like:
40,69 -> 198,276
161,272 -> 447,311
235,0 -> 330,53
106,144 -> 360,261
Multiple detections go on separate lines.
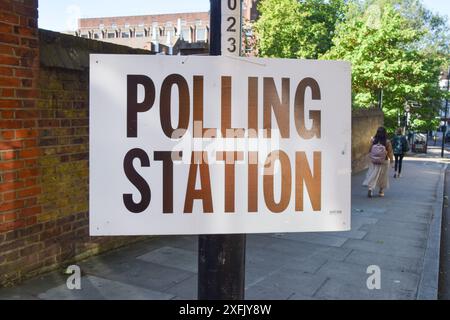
38,0 -> 210,32
38,0 -> 450,32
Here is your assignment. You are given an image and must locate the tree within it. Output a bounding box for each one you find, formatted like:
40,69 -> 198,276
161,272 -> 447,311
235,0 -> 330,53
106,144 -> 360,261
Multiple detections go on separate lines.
254,0 -> 346,59
322,1 -> 447,134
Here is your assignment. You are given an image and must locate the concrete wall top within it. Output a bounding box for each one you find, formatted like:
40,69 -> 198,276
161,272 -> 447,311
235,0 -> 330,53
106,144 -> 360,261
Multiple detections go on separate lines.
39,29 -> 152,71
352,107 -> 384,119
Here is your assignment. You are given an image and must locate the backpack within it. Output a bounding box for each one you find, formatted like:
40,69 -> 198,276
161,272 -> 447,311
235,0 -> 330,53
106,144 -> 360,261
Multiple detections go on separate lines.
402,136 -> 410,153
393,135 -> 409,154
370,143 -> 387,165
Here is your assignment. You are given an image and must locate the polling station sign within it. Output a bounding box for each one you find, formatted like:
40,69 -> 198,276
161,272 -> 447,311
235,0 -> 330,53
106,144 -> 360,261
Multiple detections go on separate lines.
89,55 -> 351,236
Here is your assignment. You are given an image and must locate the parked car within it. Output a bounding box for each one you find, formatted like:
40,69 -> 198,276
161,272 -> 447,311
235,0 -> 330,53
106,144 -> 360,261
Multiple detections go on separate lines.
412,133 -> 428,153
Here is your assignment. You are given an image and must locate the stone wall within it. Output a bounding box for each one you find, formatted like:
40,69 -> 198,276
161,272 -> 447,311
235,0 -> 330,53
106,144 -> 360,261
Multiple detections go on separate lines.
352,108 -> 385,173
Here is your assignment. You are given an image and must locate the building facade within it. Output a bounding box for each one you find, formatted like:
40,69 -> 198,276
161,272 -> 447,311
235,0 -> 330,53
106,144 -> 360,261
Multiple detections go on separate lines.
71,1 -> 260,55
74,12 -> 210,54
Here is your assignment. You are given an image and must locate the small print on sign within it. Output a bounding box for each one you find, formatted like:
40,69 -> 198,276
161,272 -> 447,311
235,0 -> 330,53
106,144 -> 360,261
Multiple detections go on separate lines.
89,55 -> 351,236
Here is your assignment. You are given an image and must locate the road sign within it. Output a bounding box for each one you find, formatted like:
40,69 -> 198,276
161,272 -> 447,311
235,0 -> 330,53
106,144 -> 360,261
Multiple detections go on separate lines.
89,55 -> 351,236
221,0 -> 242,56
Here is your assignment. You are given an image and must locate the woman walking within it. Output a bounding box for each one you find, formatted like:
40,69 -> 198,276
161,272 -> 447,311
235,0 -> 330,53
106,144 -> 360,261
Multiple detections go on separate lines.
363,127 -> 394,198
392,128 -> 409,178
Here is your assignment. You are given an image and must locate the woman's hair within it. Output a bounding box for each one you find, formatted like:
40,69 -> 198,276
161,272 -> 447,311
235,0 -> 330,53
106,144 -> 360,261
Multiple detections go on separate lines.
373,127 -> 387,146
396,127 -> 403,135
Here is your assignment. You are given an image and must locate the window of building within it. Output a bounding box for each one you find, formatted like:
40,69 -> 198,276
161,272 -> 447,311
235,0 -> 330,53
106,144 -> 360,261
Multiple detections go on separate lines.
195,19 -> 202,26
112,23 -> 117,29
181,28 -> 191,42
107,32 -> 116,38
138,23 -> 145,28
80,34 -> 88,38
196,28 -> 206,41
121,32 -> 130,38
99,24 -> 105,30
93,33 -> 100,39
124,23 -> 130,29
135,31 -> 144,38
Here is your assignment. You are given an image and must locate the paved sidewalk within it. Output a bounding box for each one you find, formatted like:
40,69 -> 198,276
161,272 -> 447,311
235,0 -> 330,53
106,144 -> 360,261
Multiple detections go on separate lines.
0,154 -> 447,300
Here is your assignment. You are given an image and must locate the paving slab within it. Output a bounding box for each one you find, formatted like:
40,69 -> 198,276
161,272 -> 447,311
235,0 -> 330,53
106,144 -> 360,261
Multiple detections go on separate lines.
37,275 -> 174,300
344,250 -> 422,274
137,246 -> 197,273
269,233 -> 348,247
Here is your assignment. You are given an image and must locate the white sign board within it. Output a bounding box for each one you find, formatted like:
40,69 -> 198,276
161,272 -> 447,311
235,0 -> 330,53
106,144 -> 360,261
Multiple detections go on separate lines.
90,55 -> 351,236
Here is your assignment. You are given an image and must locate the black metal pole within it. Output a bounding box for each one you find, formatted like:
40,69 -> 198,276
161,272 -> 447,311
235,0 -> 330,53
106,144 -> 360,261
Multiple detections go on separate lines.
442,67 -> 450,158
197,0 -> 246,300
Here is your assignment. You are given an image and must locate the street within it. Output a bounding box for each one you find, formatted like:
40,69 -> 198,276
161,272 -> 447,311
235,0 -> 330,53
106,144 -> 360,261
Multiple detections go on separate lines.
0,148 -> 448,300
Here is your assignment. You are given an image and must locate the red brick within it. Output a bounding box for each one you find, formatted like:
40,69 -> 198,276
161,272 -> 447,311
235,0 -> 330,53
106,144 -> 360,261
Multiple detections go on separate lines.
0,160 -> 24,170
24,197 -> 36,207
14,68 -> 33,78
18,168 -> 38,179
14,26 -> 36,38
22,139 -> 36,148
22,119 -> 36,128
1,172 -> 17,183
0,66 -> 13,76
24,178 -> 36,187
1,130 -> 15,140
19,148 -> 39,159
1,111 -> 14,119
1,88 -> 15,97
3,212 -> 18,222
0,1 -> 14,12
25,216 -> 37,226
15,89 -> 38,98
0,22 -> 13,33
24,159 -> 36,167
0,120 -> 22,129
15,111 -> 39,120
12,3 -> 37,18
3,192 -> 16,201
0,200 -> 25,213
0,33 -> 20,45
21,100 -> 36,108
18,187 -> 41,198
0,181 -> 24,192
20,206 -> 41,218
1,150 -> 17,160
0,100 -> 20,108
0,55 -> 20,66
0,77 -> 20,87
0,46 -> 14,55
0,12 -> 19,25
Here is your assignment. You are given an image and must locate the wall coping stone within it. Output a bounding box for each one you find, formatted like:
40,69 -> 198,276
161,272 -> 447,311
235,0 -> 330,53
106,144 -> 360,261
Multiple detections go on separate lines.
39,29 -> 152,71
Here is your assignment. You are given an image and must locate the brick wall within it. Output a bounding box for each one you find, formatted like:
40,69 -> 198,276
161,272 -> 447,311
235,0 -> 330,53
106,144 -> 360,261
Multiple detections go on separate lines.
0,18 -> 151,285
0,0 -> 41,285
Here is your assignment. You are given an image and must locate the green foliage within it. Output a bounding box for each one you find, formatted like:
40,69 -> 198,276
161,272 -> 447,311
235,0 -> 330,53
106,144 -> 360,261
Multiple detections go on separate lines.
254,0 -> 346,59
322,0 -> 448,132
254,0 -> 449,133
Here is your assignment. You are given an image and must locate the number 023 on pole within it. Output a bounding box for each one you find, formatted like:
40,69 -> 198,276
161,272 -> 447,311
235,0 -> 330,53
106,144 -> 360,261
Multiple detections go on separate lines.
89,55 -> 351,236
